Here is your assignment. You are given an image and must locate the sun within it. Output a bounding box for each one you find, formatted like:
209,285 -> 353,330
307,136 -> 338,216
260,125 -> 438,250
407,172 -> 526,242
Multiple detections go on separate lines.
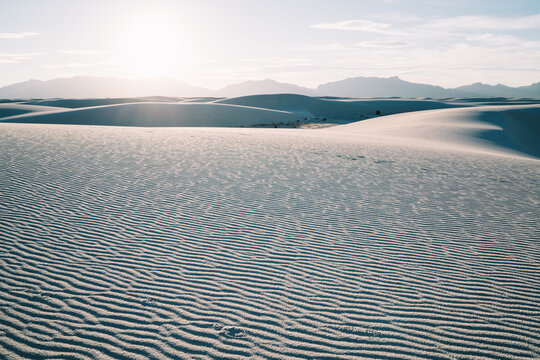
121,12 -> 185,77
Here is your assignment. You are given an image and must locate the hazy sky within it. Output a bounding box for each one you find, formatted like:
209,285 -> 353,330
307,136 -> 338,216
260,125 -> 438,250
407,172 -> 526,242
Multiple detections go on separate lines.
1,0 -> 539,89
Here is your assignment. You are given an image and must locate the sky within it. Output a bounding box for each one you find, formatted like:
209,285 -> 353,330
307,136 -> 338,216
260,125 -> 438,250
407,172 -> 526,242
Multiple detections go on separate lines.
1,0 -> 540,89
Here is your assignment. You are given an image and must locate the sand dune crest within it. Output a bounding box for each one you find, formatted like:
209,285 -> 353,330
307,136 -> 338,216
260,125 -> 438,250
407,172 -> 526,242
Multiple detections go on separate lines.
329,104 -> 540,158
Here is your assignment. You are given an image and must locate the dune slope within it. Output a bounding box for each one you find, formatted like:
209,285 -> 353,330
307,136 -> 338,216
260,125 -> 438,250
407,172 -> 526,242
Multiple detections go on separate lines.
0,102 -> 301,127
216,94 -> 466,121
0,123 -> 539,359
0,103 -> 66,119
20,97 -> 182,109
329,104 -> 540,158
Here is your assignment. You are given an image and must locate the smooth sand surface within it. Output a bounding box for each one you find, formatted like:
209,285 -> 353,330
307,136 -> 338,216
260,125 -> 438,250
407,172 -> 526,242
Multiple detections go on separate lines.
328,104 -> 540,158
0,102 -> 302,127
216,94 -> 466,121
0,99 -> 539,359
0,103 -> 66,119
20,97 -> 182,109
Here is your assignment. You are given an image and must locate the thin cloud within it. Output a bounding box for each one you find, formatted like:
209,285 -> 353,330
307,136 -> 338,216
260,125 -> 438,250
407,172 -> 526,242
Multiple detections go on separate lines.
59,50 -> 108,55
236,58 -> 312,68
310,20 -> 391,32
0,52 -> 43,64
0,32 -> 39,39
43,60 -> 122,69
357,40 -> 413,48
310,14 -> 540,37
0,52 -> 43,58
43,63 -> 93,68
0,58 -> 18,64
464,33 -> 537,48
303,43 -> 356,52
427,14 -> 540,30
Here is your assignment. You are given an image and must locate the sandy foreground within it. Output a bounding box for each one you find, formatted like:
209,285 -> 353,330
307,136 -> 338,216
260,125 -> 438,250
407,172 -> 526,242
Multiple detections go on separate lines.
0,99 -> 539,359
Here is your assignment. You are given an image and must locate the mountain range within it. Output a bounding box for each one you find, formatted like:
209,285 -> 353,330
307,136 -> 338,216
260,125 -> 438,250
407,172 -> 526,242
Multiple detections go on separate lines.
1,76 -> 539,99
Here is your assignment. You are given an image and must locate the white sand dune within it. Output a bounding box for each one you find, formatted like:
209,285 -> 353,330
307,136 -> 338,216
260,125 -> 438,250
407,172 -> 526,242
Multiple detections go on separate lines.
0,103 -> 66,119
1,95 -> 468,129
216,94 -> 466,121
0,102 -> 302,127
445,97 -> 540,106
328,104 -> 540,158
3,96 -> 537,130
20,97 -> 182,109
0,101 -> 539,359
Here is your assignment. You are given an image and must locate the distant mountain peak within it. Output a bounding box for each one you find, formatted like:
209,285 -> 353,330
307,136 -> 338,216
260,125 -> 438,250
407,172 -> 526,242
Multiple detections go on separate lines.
0,75 -> 539,99
0,76 -> 209,99
215,79 -> 316,97
316,76 -> 455,98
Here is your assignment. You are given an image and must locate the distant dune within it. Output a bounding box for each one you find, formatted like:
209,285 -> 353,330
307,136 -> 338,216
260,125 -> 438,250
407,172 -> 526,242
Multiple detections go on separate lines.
21,96 -> 182,108
2,97 -> 539,159
0,102 -> 302,127
1,95 -> 468,127
0,103 -> 66,118
216,94 -> 465,121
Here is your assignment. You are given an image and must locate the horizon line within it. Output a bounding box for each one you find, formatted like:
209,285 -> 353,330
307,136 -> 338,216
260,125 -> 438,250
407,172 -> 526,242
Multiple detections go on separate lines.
2,74 -> 540,91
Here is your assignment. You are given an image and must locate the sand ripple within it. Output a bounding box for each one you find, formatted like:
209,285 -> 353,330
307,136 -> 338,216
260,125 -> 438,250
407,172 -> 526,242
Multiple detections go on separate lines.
0,125 -> 539,359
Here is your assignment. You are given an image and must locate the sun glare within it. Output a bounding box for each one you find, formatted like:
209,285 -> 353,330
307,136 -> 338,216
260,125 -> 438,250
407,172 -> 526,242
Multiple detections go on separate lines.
121,12 -> 185,77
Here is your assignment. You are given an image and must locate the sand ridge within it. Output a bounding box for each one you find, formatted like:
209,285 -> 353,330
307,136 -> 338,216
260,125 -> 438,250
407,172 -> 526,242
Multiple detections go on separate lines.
2,96 -> 538,158
0,102 -> 302,127
327,104 -> 540,158
0,103 -> 66,119
215,94 -> 466,121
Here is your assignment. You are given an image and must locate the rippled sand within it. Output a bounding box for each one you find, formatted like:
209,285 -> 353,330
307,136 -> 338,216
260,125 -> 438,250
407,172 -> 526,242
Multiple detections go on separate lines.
1,123 -> 538,359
